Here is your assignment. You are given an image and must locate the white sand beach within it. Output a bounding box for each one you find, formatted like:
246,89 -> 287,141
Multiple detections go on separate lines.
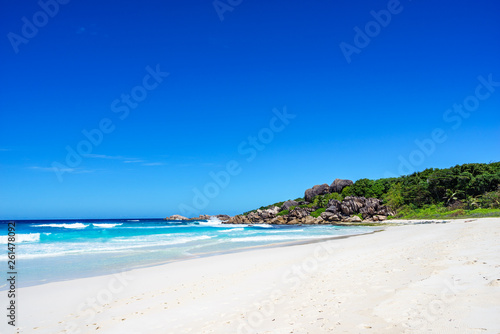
8,218 -> 500,334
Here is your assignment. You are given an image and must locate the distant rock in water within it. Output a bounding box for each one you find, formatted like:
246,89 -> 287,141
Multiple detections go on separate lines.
165,214 -> 189,221
216,214 -> 231,221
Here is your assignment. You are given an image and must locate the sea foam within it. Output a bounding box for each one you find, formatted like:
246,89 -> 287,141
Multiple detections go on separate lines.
33,223 -> 89,229
0,233 -> 41,244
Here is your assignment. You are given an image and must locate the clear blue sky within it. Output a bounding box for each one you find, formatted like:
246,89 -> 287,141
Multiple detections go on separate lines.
1,0 -> 499,219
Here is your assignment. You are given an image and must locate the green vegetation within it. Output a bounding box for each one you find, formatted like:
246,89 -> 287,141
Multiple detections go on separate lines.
243,201 -> 285,216
340,162 -> 500,219
397,206 -> 500,219
243,162 -> 500,220
277,209 -> 289,216
311,208 -> 326,218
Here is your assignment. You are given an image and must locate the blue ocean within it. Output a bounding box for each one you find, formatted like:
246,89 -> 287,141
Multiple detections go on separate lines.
0,218 -> 374,288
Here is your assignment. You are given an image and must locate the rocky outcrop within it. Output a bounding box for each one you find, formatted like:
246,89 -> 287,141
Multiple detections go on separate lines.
326,199 -> 342,215
225,215 -> 250,224
329,179 -> 353,193
223,194 -> 393,225
320,211 -> 341,222
340,196 -> 366,215
342,215 -> 362,223
325,196 -> 395,220
237,206 -> 282,223
281,200 -> 299,211
304,184 -> 330,202
288,207 -> 310,219
216,175 -> 398,225
303,179 -> 353,203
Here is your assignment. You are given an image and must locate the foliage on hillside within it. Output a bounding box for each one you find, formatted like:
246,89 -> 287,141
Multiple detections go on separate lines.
243,162 -> 500,219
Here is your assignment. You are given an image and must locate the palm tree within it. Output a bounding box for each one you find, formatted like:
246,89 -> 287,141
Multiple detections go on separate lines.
445,189 -> 458,206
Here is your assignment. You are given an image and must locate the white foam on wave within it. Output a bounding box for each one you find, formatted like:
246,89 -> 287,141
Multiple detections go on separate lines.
0,233 -> 40,244
219,228 -> 245,233
93,223 -> 123,228
127,220 -> 140,222
198,216 -> 223,226
17,235 -> 213,259
248,223 -> 273,228
266,229 -> 304,233
33,223 -> 89,229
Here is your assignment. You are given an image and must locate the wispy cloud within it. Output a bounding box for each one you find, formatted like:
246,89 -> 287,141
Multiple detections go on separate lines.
73,153 -> 166,167
0,148 -> 11,151
83,154 -> 127,160
83,154 -> 146,164
142,162 -> 166,166
124,160 -> 145,163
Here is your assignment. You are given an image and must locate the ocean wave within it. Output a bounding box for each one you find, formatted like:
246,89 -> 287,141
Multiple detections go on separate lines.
0,233 -> 40,244
33,223 -> 89,229
219,228 -> 245,233
127,220 -> 140,222
17,235 -> 213,259
92,223 -> 123,228
248,224 -> 273,228
198,216 -> 223,226
266,229 -> 304,233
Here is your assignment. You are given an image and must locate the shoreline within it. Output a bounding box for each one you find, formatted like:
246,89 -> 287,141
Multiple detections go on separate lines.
5,218 -> 500,333
3,225 -> 379,290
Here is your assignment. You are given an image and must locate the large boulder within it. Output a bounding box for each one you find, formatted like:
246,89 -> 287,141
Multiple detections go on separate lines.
287,218 -> 301,225
269,216 -> 287,225
247,211 -> 260,222
343,215 -> 363,223
326,199 -> 342,214
304,184 -> 330,202
224,215 -> 250,224
281,200 -> 299,211
330,179 -> 353,193
288,207 -> 310,219
340,196 -> 366,215
165,214 -> 189,221
267,206 -> 281,215
302,216 -> 318,224
216,214 -> 231,221
244,206 -> 282,222
320,211 -> 341,222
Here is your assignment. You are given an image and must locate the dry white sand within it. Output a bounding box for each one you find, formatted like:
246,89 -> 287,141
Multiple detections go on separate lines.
4,218 -> 500,333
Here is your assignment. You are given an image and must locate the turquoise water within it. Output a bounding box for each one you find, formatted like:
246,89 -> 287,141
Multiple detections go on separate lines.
0,218 -> 374,288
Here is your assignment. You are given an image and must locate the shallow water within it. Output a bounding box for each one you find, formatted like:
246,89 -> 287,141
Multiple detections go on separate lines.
0,218 -> 374,288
